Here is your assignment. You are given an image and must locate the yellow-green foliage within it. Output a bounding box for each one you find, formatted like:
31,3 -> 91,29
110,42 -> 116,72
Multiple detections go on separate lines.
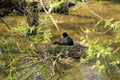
79,19 -> 120,72
0,21 -> 52,79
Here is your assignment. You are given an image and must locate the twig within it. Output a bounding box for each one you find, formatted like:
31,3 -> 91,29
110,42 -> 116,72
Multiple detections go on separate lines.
16,56 -> 53,71
82,0 -> 103,20
0,17 -> 10,29
38,0 -> 60,31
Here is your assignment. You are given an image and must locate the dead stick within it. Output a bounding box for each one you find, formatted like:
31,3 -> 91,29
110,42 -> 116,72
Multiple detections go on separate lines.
39,0 -> 60,31
0,17 -> 10,29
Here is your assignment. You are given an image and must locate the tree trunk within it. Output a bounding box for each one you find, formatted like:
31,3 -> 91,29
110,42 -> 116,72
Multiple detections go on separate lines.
26,2 -> 39,35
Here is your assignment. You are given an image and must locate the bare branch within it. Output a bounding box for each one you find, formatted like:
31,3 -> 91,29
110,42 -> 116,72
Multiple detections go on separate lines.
82,0 -> 103,20
38,0 -> 60,31
0,17 -> 10,29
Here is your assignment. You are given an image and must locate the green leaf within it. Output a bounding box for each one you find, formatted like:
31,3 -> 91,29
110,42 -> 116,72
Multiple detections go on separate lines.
98,65 -> 105,73
96,19 -> 102,26
96,60 -> 101,66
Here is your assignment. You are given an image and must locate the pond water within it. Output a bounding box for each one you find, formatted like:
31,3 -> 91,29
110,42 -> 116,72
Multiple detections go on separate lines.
51,59 -> 108,80
49,57 -> 119,80
0,0 -> 120,80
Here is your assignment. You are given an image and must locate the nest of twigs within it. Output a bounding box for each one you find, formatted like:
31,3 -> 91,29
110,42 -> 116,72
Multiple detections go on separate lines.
43,43 -> 87,59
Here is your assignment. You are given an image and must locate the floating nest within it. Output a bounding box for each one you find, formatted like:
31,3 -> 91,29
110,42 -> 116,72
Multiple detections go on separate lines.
43,43 -> 88,59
